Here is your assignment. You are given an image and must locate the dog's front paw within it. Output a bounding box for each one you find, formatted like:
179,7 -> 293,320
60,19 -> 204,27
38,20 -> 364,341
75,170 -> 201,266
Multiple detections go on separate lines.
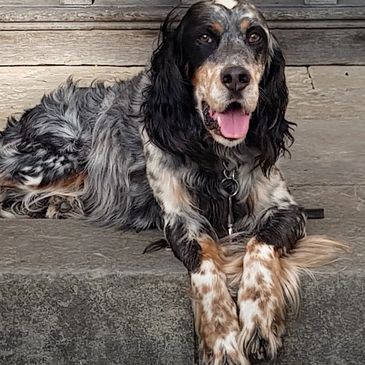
192,259 -> 250,365
237,240 -> 286,361
200,332 -> 250,365
237,304 -> 284,362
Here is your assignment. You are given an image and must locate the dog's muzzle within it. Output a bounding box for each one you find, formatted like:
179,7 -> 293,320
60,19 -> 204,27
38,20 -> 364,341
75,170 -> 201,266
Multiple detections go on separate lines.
203,101 -> 251,140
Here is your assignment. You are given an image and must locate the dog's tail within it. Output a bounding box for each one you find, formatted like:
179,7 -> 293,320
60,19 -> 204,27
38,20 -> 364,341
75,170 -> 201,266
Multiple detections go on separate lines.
222,235 -> 349,314
281,235 -> 349,273
279,235 -> 349,315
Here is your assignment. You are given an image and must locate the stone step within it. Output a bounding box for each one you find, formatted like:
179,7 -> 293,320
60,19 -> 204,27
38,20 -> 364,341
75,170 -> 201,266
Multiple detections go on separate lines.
0,213 -> 363,365
0,220 -> 195,365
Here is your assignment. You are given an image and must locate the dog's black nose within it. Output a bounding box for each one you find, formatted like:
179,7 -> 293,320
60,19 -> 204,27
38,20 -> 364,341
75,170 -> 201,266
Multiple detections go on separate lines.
221,66 -> 250,92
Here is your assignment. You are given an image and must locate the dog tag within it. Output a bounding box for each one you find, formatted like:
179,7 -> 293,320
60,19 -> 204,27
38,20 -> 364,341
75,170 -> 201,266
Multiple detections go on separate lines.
227,195 -> 234,237
221,165 -> 240,240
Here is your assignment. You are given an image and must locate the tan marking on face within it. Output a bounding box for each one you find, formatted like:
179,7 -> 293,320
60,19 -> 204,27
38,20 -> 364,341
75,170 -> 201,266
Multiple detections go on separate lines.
212,21 -> 224,34
192,50 -> 266,145
193,61 -> 264,118
240,19 -> 251,31
193,63 -> 228,113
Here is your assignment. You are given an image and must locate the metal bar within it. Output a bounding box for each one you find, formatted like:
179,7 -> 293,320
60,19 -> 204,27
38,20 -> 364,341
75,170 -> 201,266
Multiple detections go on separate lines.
304,0 -> 338,4
60,0 -> 94,5
305,208 -> 325,220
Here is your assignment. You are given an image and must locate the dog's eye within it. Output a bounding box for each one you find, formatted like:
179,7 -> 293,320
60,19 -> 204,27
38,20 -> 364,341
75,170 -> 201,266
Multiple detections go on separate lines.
198,34 -> 213,44
247,32 -> 261,44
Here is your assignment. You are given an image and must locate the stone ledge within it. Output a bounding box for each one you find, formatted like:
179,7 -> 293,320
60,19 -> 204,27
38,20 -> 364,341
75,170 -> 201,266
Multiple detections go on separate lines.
0,218 -> 363,364
0,220 -> 194,365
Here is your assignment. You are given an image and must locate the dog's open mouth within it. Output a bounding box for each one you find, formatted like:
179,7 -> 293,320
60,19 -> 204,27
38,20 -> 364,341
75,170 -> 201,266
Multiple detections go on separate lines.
203,101 -> 250,140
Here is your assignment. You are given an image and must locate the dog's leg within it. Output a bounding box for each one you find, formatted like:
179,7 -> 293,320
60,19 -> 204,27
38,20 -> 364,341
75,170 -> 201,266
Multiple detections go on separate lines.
238,238 -> 288,361
0,83 -> 89,217
0,172 -> 85,218
145,146 -> 248,365
166,215 -> 248,364
192,238 -> 249,365
237,177 -> 306,361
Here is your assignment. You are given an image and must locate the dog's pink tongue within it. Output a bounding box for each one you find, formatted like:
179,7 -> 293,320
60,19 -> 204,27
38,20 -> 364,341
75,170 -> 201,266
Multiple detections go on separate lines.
216,110 -> 250,139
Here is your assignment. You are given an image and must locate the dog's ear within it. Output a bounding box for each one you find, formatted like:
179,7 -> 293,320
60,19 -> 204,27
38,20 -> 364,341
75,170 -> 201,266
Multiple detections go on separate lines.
142,11 -> 211,164
248,38 -> 295,175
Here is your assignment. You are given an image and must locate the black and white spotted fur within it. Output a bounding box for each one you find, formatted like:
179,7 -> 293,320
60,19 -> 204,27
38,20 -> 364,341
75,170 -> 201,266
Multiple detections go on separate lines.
0,1 -> 342,364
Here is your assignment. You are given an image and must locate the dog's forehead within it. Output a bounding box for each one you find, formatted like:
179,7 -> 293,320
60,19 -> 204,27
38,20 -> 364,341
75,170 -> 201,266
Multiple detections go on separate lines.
213,0 -> 256,12
213,1 -> 264,27
185,1 -> 265,31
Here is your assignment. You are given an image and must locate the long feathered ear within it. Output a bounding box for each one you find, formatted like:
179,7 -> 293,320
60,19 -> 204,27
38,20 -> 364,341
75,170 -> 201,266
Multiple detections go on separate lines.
248,38 -> 295,175
142,11 -> 212,165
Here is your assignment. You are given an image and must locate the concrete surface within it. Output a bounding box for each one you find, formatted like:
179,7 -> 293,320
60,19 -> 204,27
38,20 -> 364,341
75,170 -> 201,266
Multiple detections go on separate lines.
0,66 -> 364,365
0,221 -> 194,365
0,218 -> 362,365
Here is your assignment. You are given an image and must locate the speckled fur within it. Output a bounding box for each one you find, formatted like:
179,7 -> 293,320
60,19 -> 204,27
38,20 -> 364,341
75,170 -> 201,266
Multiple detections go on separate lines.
0,1 -> 345,364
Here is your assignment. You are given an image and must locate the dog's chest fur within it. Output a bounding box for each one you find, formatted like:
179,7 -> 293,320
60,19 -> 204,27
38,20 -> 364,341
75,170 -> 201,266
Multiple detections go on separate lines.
184,162 -> 255,237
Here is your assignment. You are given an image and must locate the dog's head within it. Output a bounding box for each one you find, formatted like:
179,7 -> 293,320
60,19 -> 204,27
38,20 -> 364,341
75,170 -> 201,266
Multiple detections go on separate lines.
144,0 -> 294,173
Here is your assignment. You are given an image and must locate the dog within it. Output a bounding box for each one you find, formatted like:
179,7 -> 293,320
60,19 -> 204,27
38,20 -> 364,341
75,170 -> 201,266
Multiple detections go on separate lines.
0,1 -> 345,364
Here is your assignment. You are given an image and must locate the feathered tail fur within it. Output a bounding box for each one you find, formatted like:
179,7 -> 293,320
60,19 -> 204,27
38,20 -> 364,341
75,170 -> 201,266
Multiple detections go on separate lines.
221,235 -> 349,314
